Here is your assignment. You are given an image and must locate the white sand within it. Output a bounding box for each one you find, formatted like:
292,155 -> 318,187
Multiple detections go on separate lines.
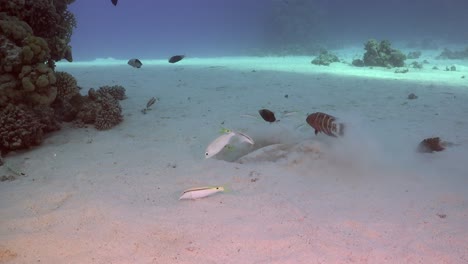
1,54 -> 468,263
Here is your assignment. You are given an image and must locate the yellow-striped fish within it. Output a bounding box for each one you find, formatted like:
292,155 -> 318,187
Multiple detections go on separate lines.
179,186 -> 225,200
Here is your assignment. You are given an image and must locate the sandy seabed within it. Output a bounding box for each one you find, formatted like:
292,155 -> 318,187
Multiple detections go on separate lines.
1,54 -> 468,263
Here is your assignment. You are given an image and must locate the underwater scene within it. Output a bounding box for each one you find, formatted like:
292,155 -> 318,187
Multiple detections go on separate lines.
1,0 -> 468,263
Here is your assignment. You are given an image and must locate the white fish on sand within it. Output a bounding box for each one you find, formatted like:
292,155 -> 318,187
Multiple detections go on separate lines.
205,131 -> 254,158
179,186 -> 225,200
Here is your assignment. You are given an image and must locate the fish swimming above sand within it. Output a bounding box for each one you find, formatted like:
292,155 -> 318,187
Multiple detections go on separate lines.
205,131 -> 254,159
111,0 -> 118,6
128,58 -> 142,68
306,112 -> 344,137
168,55 -> 185,63
258,109 -> 277,123
179,186 -> 225,200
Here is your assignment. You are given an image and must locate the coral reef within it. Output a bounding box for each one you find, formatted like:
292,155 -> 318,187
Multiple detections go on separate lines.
357,39 -> 406,68
0,103 -> 59,153
311,50 -> 340,66
351,59 -> 365,67
55,71 -> 79,100
0,13 -> 58,106
75,87 -> 126,130
407,51 -> 421,59
436,47 -> 468,60
0,1 -> 128,156
1,0 -> 76,62
94,85 -> 127,100
1,0 -> 77,108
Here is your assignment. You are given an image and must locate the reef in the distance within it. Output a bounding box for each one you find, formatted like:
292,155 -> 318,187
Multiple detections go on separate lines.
352,39 -> 406,68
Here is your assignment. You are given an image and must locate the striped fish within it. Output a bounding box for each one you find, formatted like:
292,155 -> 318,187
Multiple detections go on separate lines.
306,112 -> 344,137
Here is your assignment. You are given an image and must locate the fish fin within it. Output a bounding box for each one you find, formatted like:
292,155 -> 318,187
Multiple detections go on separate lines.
235,131 -> 254,145
314,129 -> 318,135
338,123 -> 345,136
220,185 -> 230,193
219,127 -> 232,134
294,123 -> 305,130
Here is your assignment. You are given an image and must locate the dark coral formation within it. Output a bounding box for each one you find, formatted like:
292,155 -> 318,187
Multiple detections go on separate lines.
356,39 -> 406,68
407,51 -> 421,59
311,50 -> 340,66
0,0 -> 77,109
0,14 -> 57,106
0,1 -> 127,156
55,71 -> 79,100
95,85 -> 127,101
0,103 -> 59,153
75,87 -> 126,130
1,0 -> 76,62
436,47 -> 468,60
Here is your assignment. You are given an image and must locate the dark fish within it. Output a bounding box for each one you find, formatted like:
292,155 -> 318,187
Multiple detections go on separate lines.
111,0 -> 118,6
258,109 -> 276,123
169,55 -> 185,63
306,112 -> 344,137
128,58 -> 142,68
417,137 -> 445,153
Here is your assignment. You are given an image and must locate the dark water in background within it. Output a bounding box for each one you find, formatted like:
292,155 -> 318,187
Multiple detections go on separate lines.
69,0 -> 468,61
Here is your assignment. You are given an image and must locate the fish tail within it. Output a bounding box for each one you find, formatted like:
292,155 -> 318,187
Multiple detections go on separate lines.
338,123 -> 345,136
220,185 -> 230,193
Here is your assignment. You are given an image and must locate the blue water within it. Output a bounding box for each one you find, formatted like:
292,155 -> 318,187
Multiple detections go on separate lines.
69,0 -> 468,61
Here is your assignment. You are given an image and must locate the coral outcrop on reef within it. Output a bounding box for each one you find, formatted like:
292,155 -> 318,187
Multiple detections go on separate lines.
75,86 -> 126,130
0,0 -> 77,154
0,1 -> 127,156
0,103 -> 59,153
353,39 -> 406,68
311,50 -> 340,66
436,47 -> 468,60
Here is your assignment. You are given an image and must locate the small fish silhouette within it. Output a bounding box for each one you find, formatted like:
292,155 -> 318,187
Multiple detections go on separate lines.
306,112 -> 344,137
169,55 -> 185,63
128,58 -> 142,68
111,0 -> 118,6
258,109 -> 276,123
146,97 -> 156,109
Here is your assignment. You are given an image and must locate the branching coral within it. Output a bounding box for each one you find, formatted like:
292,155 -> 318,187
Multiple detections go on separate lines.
55,71 -> 79,100
96,85 -> 127,100
0,104 -> 44,152
94,93 -> 123,130
0,103 -> 60,153
75,86 -> 126,130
